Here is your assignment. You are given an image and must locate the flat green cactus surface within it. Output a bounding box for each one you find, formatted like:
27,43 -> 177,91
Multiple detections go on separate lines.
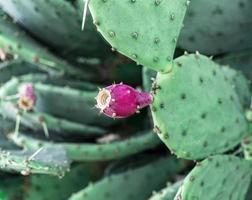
175,155 -> 252,200
89,0 -> 189,72
151,53 -> 248,160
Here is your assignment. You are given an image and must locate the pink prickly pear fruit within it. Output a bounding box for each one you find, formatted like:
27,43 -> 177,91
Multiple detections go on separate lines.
18,83 -> 36,111
95,83 -> 153,119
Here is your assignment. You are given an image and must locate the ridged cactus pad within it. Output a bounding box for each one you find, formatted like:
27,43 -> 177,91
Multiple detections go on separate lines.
88,0 -> 189,72
151,53 -> 248,159
175,155 -> 251,200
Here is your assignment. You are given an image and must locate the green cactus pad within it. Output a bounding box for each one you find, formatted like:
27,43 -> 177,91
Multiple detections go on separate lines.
174,155 -> 251,200
151,54 -> 248,160
179,0 -> 252,54
216,51 -> 252,81
0,146 -> 70,177
0,0 -> 109,59
24,163 -> 102,200
69,156 -> 181,200
149,180 -> 182,200
221,66 -> 251,110
88,0 -> 189,72
0,13 -> 87,78
9,131 -> 161,161
0,59 -> 45,84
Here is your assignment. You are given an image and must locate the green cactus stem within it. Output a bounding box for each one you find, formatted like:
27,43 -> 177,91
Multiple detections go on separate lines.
8,131 -> 161,161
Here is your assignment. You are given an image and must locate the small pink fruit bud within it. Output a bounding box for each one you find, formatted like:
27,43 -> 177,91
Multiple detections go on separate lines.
96,83 -> 153,118
18,83 -> 36,111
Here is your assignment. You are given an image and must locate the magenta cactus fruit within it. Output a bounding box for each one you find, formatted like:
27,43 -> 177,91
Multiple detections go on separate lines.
18,83 -> 36,111
96,83 -> 153,119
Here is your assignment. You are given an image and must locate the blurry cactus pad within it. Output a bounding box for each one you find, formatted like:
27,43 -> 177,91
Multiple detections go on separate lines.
179,0 -> 252,54
0,0 -> 109,58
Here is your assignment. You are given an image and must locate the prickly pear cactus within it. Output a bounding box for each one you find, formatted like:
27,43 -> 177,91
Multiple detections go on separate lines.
0,0 -> 252,199
70,156 -> 182,200
9,130 -> 160,161
0,0 -> 109,59
24,163 -> 102,200
88,0 -> 189,72
216,50 -> 252,81
151,53 -> 248,159
175,155 -> 252,200
179,0 -> 252,54
149,180 -> 182,200
0,13 -> 85,78
221,66 -> 251,109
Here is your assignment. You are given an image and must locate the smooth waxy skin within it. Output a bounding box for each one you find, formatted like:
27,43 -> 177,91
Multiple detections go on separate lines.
151,54 -> 248,159
175,155 -> 251,200
89,0 -> 189,72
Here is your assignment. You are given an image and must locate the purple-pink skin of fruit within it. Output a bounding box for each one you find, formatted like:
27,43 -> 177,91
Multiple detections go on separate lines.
96,83 -> 153,118
18,83 -> 36,111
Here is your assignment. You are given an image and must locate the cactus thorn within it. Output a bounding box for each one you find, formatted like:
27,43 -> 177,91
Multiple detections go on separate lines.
81,0 -> 90,31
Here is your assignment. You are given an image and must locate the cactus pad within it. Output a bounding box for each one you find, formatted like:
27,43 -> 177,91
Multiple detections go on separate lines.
221,66 -> 251,109
9,131 -> 160,161
151,54 -> 248,159
24,164 -> 102,200
149,180 -> 182,200
175,155 -> 251,200
217,50 -> 252,81
69,156 -> 181,200
179,0 -> 252,54
0,146 -> 70,177
88,0 -> 189,72
0,0 -> 109,59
